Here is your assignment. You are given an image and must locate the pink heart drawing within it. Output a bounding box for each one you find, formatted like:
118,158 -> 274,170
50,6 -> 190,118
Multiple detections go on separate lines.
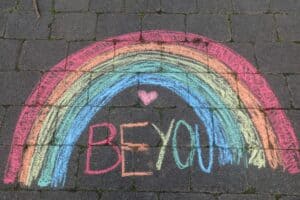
138,90 -> 158,106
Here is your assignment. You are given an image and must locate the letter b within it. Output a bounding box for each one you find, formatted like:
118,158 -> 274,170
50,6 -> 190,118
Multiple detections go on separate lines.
85,122 -> 121,175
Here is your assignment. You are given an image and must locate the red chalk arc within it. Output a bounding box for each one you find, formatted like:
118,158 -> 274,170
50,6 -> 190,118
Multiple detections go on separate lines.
3,30 -> 300,187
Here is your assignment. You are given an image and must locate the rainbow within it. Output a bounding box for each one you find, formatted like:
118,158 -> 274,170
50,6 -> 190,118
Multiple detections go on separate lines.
4,30 -> 300,187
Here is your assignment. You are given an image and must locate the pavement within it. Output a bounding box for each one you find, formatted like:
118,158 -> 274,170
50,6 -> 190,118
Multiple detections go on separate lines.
0,0 -> 299,199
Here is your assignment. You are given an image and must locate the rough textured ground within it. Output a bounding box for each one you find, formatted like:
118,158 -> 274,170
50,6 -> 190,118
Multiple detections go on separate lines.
0,0 -> 299,199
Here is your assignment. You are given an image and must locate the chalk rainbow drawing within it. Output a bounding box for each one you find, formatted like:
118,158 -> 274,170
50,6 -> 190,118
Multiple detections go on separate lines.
3,30 -> 300,187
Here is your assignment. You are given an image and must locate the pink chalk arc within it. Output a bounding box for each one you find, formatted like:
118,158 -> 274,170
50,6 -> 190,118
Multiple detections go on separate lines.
4,30 -> 300,185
